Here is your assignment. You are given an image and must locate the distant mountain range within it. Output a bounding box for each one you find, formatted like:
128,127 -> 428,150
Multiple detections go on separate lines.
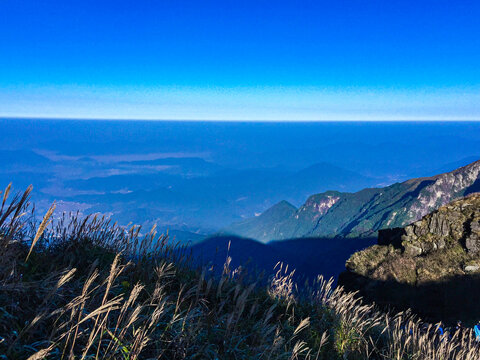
0,148 -> 388,243
224,160 -> 480,242
60,161 -> 380,233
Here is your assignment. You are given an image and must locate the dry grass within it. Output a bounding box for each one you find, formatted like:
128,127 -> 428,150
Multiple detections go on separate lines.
1,186 -> 480,359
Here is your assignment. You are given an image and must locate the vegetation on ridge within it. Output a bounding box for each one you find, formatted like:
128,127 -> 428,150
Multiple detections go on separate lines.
2,185 -> 480,359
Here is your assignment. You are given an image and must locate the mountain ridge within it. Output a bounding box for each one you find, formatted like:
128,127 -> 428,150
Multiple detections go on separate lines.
224,159 -> 480,242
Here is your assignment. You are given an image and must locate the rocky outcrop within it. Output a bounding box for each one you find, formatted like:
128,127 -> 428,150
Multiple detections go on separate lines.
340,193 -> 480,324
382,193 -> 480,258
345,193 -> 480,283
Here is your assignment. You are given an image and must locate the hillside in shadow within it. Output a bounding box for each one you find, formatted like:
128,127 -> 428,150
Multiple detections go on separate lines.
339,272 -> 480,326
191,235 -> 376,282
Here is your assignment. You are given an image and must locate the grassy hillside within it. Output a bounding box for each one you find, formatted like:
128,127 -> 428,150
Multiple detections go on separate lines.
2,186 -> 480,359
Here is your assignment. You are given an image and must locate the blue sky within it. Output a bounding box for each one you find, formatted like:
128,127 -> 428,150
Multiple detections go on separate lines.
1,0 -> 479,120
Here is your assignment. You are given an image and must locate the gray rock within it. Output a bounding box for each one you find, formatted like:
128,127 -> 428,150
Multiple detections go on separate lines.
436,238 -> 446,250
464,265 -> 480,272
466,233 -> 480,253
404,243 -> 423,257
405,226 -> 416,238
421,241 -> 435,254
471,221 -> 480,232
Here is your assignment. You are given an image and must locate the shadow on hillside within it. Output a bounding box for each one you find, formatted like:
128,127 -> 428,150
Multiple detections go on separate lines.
465,179 -> 480,196
339,271 -> 480,326
191,235 -> 376,283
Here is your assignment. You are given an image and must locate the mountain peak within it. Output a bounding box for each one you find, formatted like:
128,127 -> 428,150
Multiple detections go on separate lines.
270,200 -> 297,211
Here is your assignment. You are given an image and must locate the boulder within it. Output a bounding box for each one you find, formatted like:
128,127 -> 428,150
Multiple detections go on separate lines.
466,218 -> 480,253
464,264 -> 480,273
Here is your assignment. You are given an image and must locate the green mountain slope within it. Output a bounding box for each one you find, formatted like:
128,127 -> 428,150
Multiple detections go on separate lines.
225,200 -> 297,242
224,159 -> 480,242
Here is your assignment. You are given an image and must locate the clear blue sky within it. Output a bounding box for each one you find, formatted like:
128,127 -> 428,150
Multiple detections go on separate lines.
1,0 -> 479,120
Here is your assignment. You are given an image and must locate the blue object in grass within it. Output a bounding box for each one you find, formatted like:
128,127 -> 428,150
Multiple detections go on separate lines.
437,326 -> 444,336
474,324 -> 480,340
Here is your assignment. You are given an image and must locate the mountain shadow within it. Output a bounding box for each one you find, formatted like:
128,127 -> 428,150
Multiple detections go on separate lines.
191,235 -> 376,283
465,178 -> 480,196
